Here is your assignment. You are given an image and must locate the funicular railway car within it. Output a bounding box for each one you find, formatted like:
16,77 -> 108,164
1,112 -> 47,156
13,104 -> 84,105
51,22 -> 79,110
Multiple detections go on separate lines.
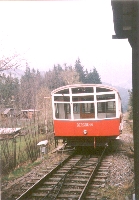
51,84 -> 123,147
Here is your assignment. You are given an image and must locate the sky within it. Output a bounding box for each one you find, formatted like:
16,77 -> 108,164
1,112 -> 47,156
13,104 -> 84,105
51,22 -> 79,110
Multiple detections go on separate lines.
0,0 -> 132,88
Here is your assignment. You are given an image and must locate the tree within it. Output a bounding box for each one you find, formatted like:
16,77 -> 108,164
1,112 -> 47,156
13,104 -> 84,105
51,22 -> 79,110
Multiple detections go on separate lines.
0,74 -> 20,108
36,87 -> 52,123
61,65 -> 80,85
85,67 -> 102,84
20,64 -> 39,109
44,64 -> 65,90
0,54 -> 22,74
75,58 -> 86,83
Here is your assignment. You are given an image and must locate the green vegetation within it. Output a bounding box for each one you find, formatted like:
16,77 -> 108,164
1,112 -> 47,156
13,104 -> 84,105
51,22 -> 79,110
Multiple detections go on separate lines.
128,89 -> 133,120
1,122 -> 54,175
75,58 -> 102,84
2,160 -> 42,182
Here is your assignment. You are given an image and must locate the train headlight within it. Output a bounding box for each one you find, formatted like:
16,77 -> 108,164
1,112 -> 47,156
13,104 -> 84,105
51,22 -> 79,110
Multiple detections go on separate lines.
83,130 -> 88,135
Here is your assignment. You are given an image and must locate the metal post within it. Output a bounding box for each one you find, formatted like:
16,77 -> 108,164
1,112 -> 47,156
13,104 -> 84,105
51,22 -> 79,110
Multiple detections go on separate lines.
13,137 -> 16,168
132,2 -> 139,199
44,97 -> 50,134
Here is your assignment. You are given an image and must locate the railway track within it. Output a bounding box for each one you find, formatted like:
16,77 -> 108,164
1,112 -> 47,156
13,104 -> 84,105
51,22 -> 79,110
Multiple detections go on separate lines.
17,145 -> 111,200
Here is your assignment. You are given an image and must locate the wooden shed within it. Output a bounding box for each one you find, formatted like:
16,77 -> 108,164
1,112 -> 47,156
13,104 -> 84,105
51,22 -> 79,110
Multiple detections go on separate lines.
21,109 -> 40,119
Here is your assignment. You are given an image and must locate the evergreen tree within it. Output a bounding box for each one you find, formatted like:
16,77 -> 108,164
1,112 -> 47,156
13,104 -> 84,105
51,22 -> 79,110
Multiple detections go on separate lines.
36,69 -> 43,89
85,67 -> 102,84
20,64 -> 38,109
44,64 -> 65,90
75,58 -> 86,83
0,74 -> 20,108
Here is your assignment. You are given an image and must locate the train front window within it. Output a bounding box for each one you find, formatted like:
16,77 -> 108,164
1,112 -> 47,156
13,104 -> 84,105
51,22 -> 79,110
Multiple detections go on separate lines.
72,96 -> 94,102
73,103 -> 80,113
54,103 -> 71,119
81,103 -> 94,113
72,103 -> 95,119
97,94 -> 115,101
81,96 -> 94,101
80,103 -> 95,119
96,87 -> 113,92
56,89 -> 69,94
54,96 -> 70,102
72,87 -> 93,94
97,101 -> 116,118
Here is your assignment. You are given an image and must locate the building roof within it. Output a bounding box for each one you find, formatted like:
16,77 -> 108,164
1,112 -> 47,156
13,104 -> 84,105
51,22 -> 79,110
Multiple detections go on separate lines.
3,108 -> 12,115
0,128 -> 21,135
111,0 -> 137,46
0,108 -> 13,115
21,109 -> 40,112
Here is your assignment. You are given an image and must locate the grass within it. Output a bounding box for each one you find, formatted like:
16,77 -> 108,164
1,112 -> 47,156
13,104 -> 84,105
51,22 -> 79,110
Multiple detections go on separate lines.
1,132 -> 48,163
1,118 -> 55,187
2,159 -> 42,182
1,125 -> 54,177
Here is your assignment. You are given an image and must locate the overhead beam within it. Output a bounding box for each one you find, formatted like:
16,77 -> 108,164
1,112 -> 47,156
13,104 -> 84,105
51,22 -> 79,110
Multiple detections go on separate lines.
111,1 -> 139,199
132,2 -> 139,199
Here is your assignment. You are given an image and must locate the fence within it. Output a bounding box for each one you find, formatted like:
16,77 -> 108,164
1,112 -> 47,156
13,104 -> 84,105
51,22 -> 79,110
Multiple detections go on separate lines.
1,124 -> 54,175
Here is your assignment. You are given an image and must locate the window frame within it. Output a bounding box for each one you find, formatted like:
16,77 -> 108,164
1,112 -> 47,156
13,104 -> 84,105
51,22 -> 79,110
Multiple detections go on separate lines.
52,86 -> 119,120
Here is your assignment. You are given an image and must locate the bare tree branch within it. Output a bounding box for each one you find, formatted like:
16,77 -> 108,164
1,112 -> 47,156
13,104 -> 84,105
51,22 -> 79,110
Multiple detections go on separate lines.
0,54 -> 21,72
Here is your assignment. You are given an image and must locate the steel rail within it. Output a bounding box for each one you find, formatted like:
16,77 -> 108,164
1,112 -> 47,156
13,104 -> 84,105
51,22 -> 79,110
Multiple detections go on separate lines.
16,151 -> 75,200
17,145 -> 108,200
42,155 -> 84,200
78,144 -> 108,200
44,146 -> 107,200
